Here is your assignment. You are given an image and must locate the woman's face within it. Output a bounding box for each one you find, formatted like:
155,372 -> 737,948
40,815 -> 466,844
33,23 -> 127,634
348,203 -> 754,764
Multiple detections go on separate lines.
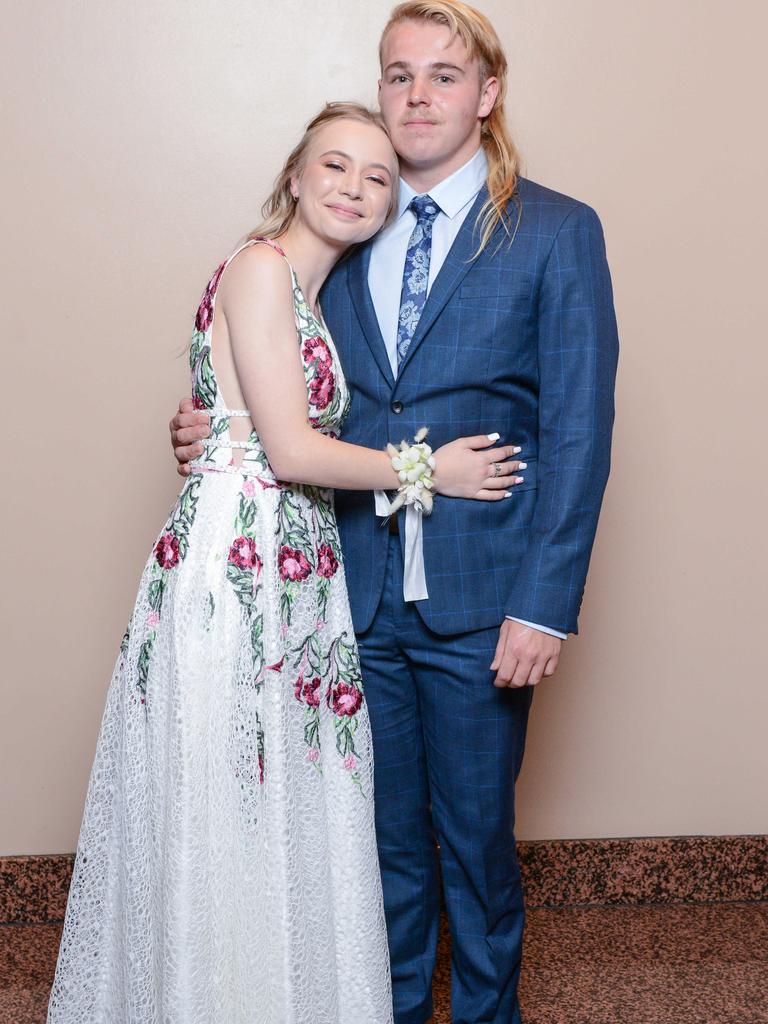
292,119 -> 398,247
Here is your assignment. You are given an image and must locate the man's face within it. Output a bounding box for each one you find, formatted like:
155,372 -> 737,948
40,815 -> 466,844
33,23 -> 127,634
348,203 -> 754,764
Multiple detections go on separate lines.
378,19 -> 498,184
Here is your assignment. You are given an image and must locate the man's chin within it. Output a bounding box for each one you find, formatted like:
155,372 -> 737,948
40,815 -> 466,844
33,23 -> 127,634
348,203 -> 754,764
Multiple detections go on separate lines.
394,142 -> 448,168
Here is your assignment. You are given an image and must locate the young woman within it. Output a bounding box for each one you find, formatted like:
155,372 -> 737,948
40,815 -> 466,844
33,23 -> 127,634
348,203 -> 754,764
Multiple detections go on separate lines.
47,102 -> 523,1024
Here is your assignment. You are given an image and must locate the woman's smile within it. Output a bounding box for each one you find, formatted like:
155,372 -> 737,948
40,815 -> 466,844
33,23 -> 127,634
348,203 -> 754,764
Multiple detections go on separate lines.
325,201 -> 364,220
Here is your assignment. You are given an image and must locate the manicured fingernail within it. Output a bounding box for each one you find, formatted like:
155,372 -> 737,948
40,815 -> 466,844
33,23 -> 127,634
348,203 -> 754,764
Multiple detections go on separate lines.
518,462 -> 527,469
513,446 -> 522,453
487,432 -> 500,441
504,490 -> 512,497
515,476 -> 524,484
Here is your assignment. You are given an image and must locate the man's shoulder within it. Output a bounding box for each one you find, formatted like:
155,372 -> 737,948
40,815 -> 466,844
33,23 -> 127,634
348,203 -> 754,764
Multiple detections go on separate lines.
321,252 -> 355,299
514,176 -> 600,230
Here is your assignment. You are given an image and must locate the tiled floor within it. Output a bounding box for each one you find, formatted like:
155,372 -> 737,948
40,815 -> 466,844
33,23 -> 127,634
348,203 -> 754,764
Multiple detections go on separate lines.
2,902 -> 766,1023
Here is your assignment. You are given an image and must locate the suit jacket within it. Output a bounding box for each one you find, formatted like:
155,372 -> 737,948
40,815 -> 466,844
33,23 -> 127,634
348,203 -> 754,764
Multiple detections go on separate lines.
319,176 -> 619,637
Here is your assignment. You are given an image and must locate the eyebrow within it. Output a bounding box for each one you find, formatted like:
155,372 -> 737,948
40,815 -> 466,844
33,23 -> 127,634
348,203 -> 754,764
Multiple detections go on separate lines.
318,150 -> 393,175
384,60 -> 466,75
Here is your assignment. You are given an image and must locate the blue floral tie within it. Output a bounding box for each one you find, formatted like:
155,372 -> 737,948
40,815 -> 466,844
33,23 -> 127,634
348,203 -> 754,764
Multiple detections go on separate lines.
396,194 -> 441,369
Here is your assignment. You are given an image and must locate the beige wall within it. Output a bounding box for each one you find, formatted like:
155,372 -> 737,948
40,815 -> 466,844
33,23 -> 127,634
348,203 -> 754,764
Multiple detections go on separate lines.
2,0 -> 766,855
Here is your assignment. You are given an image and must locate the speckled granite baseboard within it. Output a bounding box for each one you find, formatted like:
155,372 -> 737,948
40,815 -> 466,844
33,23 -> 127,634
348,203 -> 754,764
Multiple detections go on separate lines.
0,855 -> 73,925
3,835 -> 766,923
518,835 -> 768,908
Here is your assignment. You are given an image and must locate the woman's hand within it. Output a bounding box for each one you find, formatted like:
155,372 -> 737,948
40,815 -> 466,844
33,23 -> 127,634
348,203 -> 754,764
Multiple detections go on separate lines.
169,397 -> 210,476
432,434 -> 526,500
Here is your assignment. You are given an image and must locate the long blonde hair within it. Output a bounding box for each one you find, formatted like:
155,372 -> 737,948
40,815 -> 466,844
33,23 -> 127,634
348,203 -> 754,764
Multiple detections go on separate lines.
249,102 -> 397,240
380,0 -> 522,254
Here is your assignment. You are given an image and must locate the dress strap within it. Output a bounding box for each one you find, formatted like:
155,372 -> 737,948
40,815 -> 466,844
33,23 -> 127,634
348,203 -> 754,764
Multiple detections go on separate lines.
247,236 -> 296,280
215,237 -> 291,285
250,236 -> 287,259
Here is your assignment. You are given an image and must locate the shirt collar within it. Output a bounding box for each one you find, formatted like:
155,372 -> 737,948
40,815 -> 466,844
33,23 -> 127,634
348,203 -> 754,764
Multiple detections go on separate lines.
396,147 -> 488,221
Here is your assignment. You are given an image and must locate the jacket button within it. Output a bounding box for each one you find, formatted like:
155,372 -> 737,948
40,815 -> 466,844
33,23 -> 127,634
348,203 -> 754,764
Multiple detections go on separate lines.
391,401 -> 403,414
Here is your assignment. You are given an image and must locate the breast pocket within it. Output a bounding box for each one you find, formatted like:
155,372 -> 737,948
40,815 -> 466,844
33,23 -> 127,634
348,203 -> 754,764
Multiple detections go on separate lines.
457,273 -> 535,315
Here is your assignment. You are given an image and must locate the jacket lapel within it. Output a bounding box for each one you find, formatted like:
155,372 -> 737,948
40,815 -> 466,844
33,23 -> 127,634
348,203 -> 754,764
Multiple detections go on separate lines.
397,187 -> 489,379
346,245 -> 396,390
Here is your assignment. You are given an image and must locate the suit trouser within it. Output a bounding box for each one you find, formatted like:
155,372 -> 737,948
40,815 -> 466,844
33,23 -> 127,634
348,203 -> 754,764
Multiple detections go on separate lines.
356,534 -> 533,1024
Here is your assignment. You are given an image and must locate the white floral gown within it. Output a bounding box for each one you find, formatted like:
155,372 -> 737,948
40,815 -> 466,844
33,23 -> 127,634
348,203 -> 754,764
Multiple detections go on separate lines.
47,239 -> 392,1024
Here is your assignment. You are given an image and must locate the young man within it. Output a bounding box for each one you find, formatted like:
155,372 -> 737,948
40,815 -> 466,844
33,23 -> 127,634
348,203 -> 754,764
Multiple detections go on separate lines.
172,3 -> 619,1021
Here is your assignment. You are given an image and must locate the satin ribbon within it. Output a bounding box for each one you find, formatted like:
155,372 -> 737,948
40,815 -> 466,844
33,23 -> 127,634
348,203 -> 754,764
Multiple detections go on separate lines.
374,491 -> 428,601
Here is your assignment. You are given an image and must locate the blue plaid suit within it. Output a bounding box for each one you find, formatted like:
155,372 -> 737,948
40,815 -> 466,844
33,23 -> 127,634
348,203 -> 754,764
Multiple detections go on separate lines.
319,177 -> 619,1024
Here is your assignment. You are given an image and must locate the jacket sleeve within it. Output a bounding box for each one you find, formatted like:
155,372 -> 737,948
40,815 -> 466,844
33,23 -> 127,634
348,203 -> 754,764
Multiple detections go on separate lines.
504,202 -> 619,635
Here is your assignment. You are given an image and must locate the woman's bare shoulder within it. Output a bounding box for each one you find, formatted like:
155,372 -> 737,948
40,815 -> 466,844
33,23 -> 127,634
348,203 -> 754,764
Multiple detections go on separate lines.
220,241 -> 292,299
219,239 -> 296,323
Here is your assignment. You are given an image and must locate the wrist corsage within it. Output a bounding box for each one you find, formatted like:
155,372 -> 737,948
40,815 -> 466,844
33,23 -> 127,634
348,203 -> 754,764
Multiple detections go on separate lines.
386,427 -> 436,515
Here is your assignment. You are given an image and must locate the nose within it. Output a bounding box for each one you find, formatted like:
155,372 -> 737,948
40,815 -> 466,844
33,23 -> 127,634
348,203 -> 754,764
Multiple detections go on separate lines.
407,76 -> 431,107
340,174 -> 363,200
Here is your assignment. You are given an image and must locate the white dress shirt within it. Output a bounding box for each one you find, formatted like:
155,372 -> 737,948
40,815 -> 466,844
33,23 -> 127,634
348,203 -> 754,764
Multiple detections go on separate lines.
369,148 -> 567,641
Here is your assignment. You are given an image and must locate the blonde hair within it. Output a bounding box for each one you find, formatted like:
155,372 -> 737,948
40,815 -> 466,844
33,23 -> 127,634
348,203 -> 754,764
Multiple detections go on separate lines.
380,0 -> 522,254
249,102 -> 397,240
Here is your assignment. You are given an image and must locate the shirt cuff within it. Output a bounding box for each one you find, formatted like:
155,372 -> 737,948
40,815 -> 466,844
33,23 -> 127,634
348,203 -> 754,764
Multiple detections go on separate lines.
505,616 -> 567,640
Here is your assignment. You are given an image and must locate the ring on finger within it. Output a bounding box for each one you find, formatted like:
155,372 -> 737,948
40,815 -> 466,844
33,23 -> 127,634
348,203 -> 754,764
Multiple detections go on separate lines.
492,462 -> 502,477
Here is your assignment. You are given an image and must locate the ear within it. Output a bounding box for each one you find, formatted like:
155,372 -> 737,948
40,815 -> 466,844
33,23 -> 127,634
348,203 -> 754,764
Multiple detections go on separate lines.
478,76 -> 499,119
377,77 -> 383,99
289,173 -> 299,200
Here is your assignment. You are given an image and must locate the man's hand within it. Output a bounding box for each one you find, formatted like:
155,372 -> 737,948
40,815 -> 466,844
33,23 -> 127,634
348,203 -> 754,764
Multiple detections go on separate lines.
169,397 -> 210,476
490,619 -> 561,687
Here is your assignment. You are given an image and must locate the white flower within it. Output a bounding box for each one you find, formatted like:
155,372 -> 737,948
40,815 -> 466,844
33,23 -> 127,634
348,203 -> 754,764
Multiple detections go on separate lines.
386,428 -> 434,516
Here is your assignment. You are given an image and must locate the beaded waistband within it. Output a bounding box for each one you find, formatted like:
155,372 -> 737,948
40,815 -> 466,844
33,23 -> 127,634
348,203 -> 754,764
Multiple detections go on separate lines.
189,406 -> 338,484
201,439 -> 257,450
209,407 -> 250,417
188,463 -> 281,487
